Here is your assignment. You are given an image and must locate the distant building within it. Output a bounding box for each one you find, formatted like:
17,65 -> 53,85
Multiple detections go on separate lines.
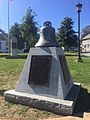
0,40 -> 8,53
81,34 -> 90,52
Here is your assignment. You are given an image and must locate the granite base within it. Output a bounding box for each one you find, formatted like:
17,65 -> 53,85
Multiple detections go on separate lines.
4,83 -> 80,115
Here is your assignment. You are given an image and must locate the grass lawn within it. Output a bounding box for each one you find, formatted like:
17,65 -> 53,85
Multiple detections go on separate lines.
0,53 -> 90,120
66,55 -> 90,91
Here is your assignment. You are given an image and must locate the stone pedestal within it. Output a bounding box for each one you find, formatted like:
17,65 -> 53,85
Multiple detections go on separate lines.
11,36 -> 17,57
4,47 -> 80,115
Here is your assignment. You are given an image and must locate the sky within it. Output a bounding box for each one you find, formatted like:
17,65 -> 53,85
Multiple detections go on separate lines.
0,0 -> 90,33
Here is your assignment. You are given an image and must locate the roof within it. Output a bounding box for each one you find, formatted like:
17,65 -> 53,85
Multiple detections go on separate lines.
82,33 -> 90,41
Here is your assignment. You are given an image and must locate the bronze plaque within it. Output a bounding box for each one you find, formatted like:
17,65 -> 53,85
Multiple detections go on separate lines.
59,55 -> 70,85
28,55 -> 52,87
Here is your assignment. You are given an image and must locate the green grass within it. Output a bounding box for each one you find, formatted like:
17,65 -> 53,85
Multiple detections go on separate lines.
0,57 -> 25,90
66,56 -> 90,91
0,53 -> 90,120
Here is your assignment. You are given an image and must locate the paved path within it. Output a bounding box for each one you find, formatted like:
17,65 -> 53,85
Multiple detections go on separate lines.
42,112 -> 90,120
81,53 -> 90,57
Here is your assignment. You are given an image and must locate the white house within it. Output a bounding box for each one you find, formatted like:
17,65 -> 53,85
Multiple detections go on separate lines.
0,40 -> 8,53
81,33 -> 90,52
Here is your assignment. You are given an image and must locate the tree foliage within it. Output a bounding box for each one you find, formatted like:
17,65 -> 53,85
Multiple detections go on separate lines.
21,7 -> 38,47
56,17 -> 78,50
9,7 -> 38,51
9,23 -> 24,49
0,29 -> 8,40
81,25 -> 90,38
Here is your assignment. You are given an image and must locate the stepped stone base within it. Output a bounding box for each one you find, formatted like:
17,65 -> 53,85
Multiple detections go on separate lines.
4,83 -> 80,115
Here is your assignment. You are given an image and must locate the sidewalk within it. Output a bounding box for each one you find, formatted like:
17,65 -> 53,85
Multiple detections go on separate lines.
42,112 -> 90,120
81,53 -> 90,57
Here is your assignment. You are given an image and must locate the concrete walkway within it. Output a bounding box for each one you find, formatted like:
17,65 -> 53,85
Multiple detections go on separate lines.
42,112 -> 90,120
81,53 -> 90,57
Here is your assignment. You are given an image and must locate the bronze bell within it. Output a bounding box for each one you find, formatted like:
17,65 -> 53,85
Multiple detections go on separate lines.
35,21 -> 59,47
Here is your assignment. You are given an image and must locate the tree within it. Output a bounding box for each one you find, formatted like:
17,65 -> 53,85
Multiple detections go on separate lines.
81,25 -> 90,38
9,23 -> 24,49
56,17 -> 78,51
21,7 -> 38,48
0,28 -> 8,40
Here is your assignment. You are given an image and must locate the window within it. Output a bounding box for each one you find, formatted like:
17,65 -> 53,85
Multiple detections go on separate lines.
87,44 -> 89,48
84,45 -> 86,48
6,42 -> 8,46
0,42 -> 1,50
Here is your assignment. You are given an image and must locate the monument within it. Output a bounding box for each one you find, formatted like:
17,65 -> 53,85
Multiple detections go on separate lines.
10,36 -> 17,57
4,21 -> 80,115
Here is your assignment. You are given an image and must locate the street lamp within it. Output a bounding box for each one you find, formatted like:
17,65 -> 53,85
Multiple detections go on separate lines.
76,3 -> 83,62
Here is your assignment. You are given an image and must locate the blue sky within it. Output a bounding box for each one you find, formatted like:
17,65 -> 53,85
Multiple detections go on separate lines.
0,0 -> 90,33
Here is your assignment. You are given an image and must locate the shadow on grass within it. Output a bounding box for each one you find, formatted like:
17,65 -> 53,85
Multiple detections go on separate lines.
0,90 -> 7,96
65,54 -> 77,57
0,53 -> 27,59
65,53 -> 89,58
0,54 -> 8,58
5,55 -> 27,59
73,87 -> 90,117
